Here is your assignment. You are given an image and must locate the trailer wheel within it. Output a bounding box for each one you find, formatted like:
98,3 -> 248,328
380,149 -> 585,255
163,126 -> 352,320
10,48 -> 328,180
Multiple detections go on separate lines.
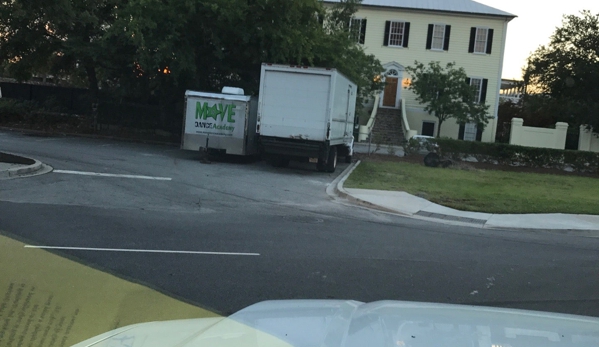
325,146 -> 337,173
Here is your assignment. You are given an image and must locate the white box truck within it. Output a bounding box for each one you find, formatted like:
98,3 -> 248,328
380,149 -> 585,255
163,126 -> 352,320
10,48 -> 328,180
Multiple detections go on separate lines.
256,64 -> 357,172
181,87 -> 258,156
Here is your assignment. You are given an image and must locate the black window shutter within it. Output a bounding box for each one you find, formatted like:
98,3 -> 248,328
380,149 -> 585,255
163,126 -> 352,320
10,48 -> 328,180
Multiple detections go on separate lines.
426,24 -> 433,49
481,79 -> 488,103
476,126 -> 483,141
384,21 -> 390,46
359,19 -> 367,44
403,22 -> 410,47
468,27 -> 476,53
486,29 -> 494,54
443,25 -> 451,51
458,124 -> 465,140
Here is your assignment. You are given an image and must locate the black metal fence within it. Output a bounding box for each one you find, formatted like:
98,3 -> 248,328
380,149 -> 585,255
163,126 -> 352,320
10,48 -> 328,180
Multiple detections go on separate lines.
0,82 -> 91,114
96,102 -> 183,134
0,82 -> 183,134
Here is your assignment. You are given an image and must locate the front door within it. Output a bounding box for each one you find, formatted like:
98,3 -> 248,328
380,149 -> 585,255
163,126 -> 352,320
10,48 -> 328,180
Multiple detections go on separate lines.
383,77 -> 398,107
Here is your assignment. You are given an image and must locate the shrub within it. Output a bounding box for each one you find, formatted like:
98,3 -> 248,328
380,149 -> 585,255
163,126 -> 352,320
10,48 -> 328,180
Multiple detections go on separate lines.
418,138 -> 599,174
405,137 -> 439,155
0,99 -> 39,122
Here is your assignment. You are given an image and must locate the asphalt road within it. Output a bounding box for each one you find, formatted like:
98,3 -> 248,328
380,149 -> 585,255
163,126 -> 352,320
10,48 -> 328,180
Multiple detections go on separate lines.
1,130 -> 599,317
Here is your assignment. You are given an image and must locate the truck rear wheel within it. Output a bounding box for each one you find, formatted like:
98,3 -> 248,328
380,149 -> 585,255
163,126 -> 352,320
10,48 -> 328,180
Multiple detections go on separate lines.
325,146 -> 337,173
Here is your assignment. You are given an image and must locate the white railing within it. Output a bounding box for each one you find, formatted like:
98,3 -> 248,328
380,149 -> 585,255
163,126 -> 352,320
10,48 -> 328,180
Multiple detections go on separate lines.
400,99 -> 417,140
358,95 -> 379,141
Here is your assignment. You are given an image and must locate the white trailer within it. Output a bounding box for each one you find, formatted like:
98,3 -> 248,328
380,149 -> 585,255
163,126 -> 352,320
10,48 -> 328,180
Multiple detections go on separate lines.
256,64 -> 357,172
181,87 -> 258,156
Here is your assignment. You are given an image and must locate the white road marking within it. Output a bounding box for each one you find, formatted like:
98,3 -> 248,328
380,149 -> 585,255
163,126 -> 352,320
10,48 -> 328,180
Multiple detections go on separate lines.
53,170 -> 172,181
35,138 -> 60,142
24,245 -> 260,256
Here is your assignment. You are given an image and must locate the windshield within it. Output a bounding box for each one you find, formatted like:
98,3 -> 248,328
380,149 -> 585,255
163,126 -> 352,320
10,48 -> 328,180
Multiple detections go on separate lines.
1,1 -> 599,347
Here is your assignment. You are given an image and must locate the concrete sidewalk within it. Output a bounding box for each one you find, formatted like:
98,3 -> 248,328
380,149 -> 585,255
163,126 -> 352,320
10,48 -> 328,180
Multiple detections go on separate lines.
332,161 -> 599,232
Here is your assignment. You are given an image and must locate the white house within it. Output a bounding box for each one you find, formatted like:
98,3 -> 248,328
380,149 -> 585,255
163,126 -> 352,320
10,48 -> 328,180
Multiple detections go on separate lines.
325,0 -> 516,143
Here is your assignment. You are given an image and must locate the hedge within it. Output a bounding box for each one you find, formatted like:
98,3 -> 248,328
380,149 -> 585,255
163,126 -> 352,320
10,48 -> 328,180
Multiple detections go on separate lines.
0,98 -> 38,122
0,98 -> 89,129
406,137 -> 599,174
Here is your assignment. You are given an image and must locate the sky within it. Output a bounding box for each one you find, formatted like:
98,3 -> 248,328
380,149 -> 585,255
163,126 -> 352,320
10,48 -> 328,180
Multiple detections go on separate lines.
475,0 -> 599,80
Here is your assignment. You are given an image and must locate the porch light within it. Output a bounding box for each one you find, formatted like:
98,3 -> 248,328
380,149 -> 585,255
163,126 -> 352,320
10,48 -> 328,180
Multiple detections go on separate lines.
402,78 -> 411,88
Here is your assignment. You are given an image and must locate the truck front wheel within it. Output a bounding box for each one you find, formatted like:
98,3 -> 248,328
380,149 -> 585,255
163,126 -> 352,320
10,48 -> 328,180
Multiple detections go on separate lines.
325,146 -> 337,173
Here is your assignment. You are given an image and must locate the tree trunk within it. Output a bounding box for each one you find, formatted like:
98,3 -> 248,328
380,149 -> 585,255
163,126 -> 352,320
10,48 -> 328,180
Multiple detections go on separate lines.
436,118 -> 443,138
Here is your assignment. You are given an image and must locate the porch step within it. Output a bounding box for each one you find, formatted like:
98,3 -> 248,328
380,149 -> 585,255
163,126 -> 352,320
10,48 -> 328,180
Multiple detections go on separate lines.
370,108 -> 405,146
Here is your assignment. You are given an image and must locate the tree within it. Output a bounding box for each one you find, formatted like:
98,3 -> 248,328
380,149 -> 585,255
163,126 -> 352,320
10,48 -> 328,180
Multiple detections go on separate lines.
0,0 -> 124,97
103,0 -> 337,105
524,10 -> 599,129
405,61 -> 490,137
0,0 -> 383,120
311,0 -> 384,105
100,0 -> 383,107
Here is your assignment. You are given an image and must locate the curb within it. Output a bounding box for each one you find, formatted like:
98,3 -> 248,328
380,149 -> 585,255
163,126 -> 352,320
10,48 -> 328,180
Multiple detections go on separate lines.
329,161 -> 599,234
0,126 -> 180,147
0,152 -> 44,179
327,160 -> 411,216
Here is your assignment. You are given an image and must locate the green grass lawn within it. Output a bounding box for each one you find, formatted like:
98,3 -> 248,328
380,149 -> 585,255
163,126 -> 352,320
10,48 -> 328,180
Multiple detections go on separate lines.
345,161 -> 599,214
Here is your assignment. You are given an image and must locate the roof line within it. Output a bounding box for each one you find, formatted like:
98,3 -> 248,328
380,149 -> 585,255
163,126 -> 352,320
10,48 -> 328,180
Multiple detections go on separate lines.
356,3 -> 516,20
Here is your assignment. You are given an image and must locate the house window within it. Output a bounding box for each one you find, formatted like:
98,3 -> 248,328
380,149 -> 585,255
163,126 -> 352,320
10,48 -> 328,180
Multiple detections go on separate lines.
474,28 -> 488,53
459,77 -> 489,142
470,78 -> 483,103
469,27 -> 494,54
432,25 -> 445,49
459,122 -> 483,141
386,69 -> 399,77
389,21 -> 404,46
350,18 -> 367,44
467,77 -> 488,104
426,24 -> 451,51
463,123 -> 478,141
422,121 -> 435,137
384,21 -> 410,48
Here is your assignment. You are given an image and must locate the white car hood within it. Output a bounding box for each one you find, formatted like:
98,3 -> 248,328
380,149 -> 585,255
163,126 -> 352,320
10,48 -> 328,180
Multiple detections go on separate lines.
71,300 -> 599,347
